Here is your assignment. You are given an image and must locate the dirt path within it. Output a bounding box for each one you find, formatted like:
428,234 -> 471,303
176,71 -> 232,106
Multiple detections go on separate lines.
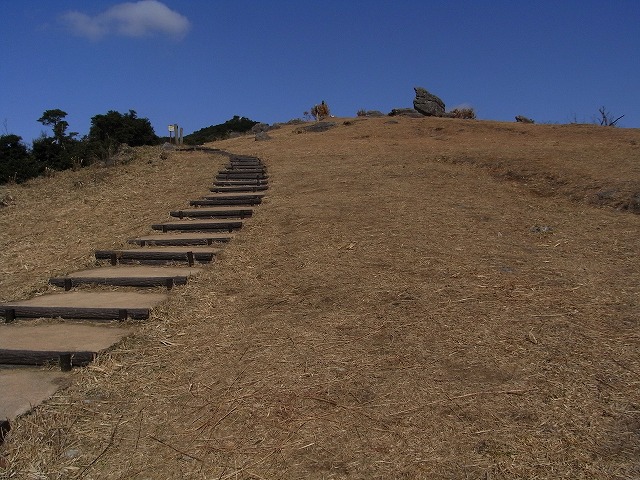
1,118 -> 639,479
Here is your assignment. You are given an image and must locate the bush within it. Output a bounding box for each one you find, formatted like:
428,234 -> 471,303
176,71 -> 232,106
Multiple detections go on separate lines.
311,101 -> 330,120
448,108 -> 476,119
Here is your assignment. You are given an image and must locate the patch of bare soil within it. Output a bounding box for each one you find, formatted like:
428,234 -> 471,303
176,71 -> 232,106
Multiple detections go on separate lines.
1,118 -> 639,479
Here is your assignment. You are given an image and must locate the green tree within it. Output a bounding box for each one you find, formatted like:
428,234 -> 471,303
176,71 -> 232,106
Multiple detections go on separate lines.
33,109 -> 80,171
37,109 -> 71,144
0,134 -> 41,183
88,110 -> 158,149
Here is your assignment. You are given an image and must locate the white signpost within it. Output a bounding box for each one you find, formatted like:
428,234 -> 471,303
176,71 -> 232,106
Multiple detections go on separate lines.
168,124 -> 183,145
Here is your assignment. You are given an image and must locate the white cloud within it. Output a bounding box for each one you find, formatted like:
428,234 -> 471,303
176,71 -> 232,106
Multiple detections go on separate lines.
61,0 -> 190,40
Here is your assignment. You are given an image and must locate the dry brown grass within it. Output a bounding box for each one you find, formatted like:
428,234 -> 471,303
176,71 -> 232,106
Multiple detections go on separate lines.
1,117 -> 639,479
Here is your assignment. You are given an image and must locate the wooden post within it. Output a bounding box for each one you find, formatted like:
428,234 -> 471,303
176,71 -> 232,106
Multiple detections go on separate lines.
59,353 -> 72,371
0,419 -> 10,443
179,127 -> 183,145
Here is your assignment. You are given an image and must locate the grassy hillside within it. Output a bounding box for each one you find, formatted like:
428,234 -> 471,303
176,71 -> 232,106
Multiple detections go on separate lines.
1,117 -> 639,478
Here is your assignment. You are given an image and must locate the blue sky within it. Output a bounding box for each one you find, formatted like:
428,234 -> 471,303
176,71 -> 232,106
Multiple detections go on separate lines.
2,1 -> 639,143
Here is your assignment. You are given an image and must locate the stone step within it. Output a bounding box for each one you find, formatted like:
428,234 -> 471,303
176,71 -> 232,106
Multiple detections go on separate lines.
95,246 -> 220,265
152,218 -> 243,232
49,265 -> 202,289
170,207 -> 253,219
0,291 -> 167,321
0,323 -> 131,367
129,232 -> 235,246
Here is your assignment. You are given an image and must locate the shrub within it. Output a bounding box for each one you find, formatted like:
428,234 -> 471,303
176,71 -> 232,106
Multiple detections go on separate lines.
596,106 -> 624,127
449,108 -> 476,119
311,101 -> 330,120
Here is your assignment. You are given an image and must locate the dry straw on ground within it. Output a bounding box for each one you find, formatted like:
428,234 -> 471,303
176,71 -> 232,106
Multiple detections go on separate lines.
1,118 -> 639,479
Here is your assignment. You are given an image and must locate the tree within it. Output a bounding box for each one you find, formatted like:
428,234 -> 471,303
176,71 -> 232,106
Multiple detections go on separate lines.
0,134 -> 41,183
84,110 -> 158,164
33,109 -> 78,171
38,109 -> 71,144
88,110 -> 158,148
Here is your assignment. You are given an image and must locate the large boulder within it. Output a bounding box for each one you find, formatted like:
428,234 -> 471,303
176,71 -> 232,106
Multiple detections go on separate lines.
413,87 -> 446,117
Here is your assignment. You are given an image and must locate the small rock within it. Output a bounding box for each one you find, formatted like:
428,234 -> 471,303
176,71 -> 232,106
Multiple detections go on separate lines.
64,448 -> 81,459
530,225 -> 553,233
0,194 -> 15,208
251,123 -> 270,133
255,132 -> 272,141
357,110 -> 385,117
389,108 -> 423,118
515,115 -> 535,124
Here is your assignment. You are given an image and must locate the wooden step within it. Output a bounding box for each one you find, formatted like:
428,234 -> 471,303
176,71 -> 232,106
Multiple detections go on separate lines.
223,165 -> 267,171
129,232 -> 234,246
190,197 -> 262,206
152,218 -> 243,232
216,172 -> 269,180
214,178 -> 268,186
49,265 -> 201,289
170,207 -> 253,219
0,291 -> 167,321
203,192 -> 265,200
95,246 -> 220,265
229,158 -> 262,163
210,185 -> 268,193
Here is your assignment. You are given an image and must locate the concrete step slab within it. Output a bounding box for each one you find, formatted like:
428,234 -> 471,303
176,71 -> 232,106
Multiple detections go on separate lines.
0,323 -> 131,367
49,265 -> 202,289
129,232 -> 235,246
95,246 -> 220,264
0,368 -> 69,424
0,291 -> 167,321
